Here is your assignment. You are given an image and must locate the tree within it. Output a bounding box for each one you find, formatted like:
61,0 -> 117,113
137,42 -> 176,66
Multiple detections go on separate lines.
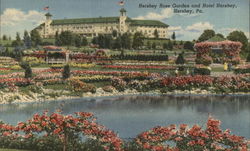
20,62 -> 32,79
154,29 -> 159,39
2,35 -> 7,40
168,40 -> 173,50
171,32 -> 176,40
175,53 -> 185,64
216,33 -> 224,39
179,40 -> 183,45
227,30 -> 248,51
94,34 -> 112,49
163,43 -> 168,50
92,37 -> 99,45
198,29 -> 215,42
82,37 -> 88,46
121,33 -> 131,49
12,32 -> 23,47
55,31 -> 62,46
74,34 -> 82,47
59,31 -> 74,46
147,41 -> 152,49
112,30 -> 118,38
30,30 -> 42,46
113,36 -> 122,49
183,41 -> 194,51
152,42 -> 156,49
132,32 -> 144,49
23,30 -> 32,48
246,53 -> 250,62
62,64 -> 71,79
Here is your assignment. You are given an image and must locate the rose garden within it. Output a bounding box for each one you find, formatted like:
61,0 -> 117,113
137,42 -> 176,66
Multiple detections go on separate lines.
0,29 -> 250,150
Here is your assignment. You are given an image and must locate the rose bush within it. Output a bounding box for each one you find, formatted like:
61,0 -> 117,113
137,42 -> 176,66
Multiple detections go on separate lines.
0,114 -> 249,151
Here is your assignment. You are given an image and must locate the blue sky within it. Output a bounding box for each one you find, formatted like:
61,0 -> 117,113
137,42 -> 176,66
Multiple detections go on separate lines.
0,0 -> 249,40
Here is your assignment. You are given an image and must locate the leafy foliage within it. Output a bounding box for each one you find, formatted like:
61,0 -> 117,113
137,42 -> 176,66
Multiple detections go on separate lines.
227,30 -> 248,51
62,64 -> 71,79
198,29 -> 215,42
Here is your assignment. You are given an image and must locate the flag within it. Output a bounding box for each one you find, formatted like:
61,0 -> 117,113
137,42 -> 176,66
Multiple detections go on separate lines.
118,1 -> 124,6
43,6 -> 49,11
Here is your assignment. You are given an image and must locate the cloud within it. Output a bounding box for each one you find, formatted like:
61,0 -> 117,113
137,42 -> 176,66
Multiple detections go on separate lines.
167,22 -> 215,40
1,8 -> 44,26
186,22 -> 214,32
133,8 -> 173,20
168,26 -> 182,32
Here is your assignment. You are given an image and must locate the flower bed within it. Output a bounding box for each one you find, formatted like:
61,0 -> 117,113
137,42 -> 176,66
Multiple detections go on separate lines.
135,117 -> 248,151
0,78 -> 32,88
0,113 -> 248,151
102,65 -> 176,70
234,65 -> 250,74
0,111 -> 123,151
69,63 -> 96,68
111,54 -> 169,61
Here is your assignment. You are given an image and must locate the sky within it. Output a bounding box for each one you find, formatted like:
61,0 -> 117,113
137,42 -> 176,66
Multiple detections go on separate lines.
0,0 -> 249,41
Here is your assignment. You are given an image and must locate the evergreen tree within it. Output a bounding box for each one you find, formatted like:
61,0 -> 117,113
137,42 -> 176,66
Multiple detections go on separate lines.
175,53 -> 185,64
23,30 -> 32,48
171,32 -> 176,40
62,64 -> 71,79
154,29 -> 159,39
20,62 -> 32,79
112,30 -> 118,38
2,35 -> 7,40
12,32 -> 23,47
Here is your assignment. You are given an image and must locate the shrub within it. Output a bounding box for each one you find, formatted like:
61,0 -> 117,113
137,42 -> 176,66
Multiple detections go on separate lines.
82,83 -> 96,93
111,77 -> 126,91
68,78 -> 96,93
175,53 -> 185,64
195,57 -> 212,66
102,85 -> 115,93
193,67 -> 211,75
62,64 -> 71,79
20,62 -> 32,79
246,53 -> 250,62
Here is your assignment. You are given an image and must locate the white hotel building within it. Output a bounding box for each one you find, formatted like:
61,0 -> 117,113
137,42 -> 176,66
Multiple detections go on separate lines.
35,9 -> 169,39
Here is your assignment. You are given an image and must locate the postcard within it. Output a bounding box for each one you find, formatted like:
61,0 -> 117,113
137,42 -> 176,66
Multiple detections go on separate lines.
0,0 -> 249,150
